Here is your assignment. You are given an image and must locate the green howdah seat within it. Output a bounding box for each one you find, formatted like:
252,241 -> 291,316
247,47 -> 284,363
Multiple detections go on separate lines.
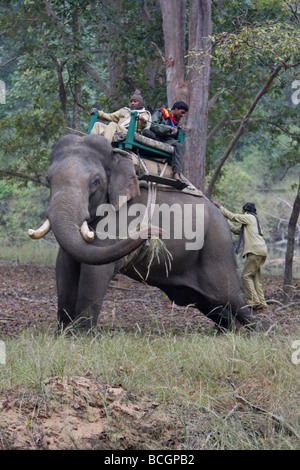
87,110 -> 188,189
116,111 -> 184,157
113,129 -> 174,157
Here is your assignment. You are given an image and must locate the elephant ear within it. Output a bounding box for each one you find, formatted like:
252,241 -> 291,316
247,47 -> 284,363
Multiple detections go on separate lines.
108,149 -> 141,210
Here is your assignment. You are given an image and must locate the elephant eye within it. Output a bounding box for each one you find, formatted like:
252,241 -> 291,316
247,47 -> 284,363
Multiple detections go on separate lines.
91,176 -> 101,187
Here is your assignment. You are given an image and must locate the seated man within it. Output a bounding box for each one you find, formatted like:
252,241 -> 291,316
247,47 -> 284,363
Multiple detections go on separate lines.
90,90 -> 151,143
143,101 -> 188,182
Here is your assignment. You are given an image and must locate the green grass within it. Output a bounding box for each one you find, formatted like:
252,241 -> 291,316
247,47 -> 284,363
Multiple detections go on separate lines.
0,240 -> 299,449
1,327 -> 299,450
0,241 -> 58,267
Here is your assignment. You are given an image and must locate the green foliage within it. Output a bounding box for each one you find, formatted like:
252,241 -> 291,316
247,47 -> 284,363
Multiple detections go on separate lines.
0,180 -> 12,200
0,0 -> 299,249
0,181 -> 49,245
0,109 -> 61,179
213,21 -> 299,70
206,0 -> 300,206
214,133 -> 299,243
0,0 -> 166,183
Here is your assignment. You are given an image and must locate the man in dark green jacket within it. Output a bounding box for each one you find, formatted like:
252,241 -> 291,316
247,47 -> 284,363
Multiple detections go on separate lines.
143,101 -> 188,182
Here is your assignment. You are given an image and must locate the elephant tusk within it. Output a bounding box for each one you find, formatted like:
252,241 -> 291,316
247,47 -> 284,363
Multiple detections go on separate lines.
28,219 -> 52,239
80,221 -> 95,242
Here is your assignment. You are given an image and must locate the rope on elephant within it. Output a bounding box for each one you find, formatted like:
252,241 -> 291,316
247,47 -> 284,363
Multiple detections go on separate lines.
140,181 -> 157,227
123,181 -> 173,280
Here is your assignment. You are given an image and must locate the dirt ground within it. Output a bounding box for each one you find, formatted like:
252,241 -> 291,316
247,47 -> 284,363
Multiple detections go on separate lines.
0,260 -> 299,450
0,260 -> 299,336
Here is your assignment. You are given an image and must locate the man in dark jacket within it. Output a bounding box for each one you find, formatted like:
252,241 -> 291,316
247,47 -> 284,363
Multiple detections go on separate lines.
143,101 -> 188,182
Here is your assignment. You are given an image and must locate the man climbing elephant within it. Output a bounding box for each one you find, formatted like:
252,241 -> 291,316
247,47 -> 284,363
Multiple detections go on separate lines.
212,201 -> 268,310
90,89 -> 151,142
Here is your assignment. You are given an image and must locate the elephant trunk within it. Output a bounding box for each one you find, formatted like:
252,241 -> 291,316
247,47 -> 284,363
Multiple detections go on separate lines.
47,191 -> 158,265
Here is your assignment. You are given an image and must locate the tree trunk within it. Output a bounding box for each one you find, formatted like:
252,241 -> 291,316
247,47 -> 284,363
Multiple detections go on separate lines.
72,79 -> 81,130
159,0 -> 187,105
283,175 -> 300,303
72,6 -> 81,130
184,0 -> 212,190
55,61 -> 68,128
159,0 -> 211,190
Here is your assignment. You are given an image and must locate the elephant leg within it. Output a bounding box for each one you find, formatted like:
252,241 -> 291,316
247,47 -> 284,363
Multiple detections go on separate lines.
161,284 -> 243,331
74,263 -> 116,330
56,248 -> 81,330
205,305 -> 243,331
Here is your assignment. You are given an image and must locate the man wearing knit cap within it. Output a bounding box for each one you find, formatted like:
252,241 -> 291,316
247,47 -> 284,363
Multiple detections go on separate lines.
90,90 -> 151,143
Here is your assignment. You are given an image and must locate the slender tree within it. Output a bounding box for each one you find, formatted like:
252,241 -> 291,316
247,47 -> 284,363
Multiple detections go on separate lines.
283,174 -> 300,302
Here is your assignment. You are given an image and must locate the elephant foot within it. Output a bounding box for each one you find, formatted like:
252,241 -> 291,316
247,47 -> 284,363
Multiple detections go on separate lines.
57,309 -> 98,335
236,304 -> 270,332
252,315 -> 270,332
206,307 -> 243,332
57,308 -> 75,331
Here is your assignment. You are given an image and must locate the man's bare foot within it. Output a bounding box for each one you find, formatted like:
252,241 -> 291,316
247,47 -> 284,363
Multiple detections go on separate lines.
174,173 -> 181,182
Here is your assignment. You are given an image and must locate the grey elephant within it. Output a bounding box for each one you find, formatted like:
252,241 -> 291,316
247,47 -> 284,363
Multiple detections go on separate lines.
29,134 -> 266,331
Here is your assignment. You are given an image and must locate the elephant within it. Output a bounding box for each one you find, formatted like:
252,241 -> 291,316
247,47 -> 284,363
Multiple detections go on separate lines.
29,134 -> 267,332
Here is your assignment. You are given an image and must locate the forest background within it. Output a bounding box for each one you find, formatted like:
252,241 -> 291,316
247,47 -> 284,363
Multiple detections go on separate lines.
0,0 -> 299,288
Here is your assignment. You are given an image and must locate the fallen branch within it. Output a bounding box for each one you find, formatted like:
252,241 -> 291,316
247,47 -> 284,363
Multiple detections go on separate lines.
236,394 -> 300,439
0,317 -> 29,322
104,298 -> 162,304
275,301 -> 299,311
108,285 -> 148,291
226,376 -> 300,439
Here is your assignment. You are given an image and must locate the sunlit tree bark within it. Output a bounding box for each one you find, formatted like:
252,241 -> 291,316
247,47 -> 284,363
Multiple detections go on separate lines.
159,0 -> 212,190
